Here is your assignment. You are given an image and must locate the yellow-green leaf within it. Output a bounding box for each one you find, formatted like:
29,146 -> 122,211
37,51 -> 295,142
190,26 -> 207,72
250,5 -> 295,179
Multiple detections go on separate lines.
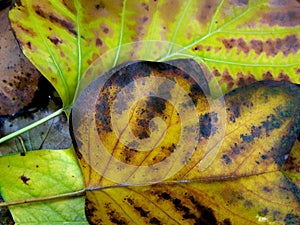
86,172 -> 299,225
0,148 -> 88,224
9,0 -> 300,107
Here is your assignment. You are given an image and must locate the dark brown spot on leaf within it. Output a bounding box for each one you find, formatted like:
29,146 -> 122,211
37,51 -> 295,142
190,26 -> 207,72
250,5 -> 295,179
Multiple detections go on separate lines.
236,72 -> 256,87
20,175 -> 30,185
95,38 -> 103,47
263,71 -> 274,80
103,27 -> 109,34
47,36 -> 63,45
95,2 -> 104,9
250,40 -> 263,54
34,5 -> 77,35
221,69 -> 234,89
278,72 -> 291,82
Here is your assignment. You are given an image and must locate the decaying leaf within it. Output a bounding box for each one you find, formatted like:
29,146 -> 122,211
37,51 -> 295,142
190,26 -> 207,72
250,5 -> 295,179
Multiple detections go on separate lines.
3,0 -> 300,224
9,0 -> 300,107
0,99 -> 72,156
0,7 -> 40,116
71,59 -> 300,223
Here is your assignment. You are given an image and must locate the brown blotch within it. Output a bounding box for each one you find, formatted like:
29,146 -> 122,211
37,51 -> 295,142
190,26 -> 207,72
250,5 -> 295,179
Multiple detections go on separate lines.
47,36 -> 63,45
278,72 -> 291,82
263,71 -> 274,80
295,68 -> 300,74
225,35 -> 300,56
222,38 -> 236,49
250,40 -> 263,54
85,198 -> 103,224
212,68 -> 221,77
95,38 -> 103,47
236,38 -> 250,54
34,5 -> 77,36
197,1 -> 219,24
236,72 -> 256,87
160,0 -> 182,23
261,9 -> 300,27
221,69 -> 234,89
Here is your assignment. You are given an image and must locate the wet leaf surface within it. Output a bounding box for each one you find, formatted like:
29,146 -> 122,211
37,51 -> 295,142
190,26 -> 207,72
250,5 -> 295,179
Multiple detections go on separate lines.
0,7 -> 40,116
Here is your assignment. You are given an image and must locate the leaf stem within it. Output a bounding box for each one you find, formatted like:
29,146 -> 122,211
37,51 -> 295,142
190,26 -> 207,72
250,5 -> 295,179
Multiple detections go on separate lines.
0,108 -> 64,144
113,0 -> 127,67
0,189 -> 85,207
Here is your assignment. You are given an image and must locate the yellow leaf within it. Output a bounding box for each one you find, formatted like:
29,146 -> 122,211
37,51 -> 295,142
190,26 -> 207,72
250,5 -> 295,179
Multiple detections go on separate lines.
85,172 -> 299,225
72,60 -> 300,187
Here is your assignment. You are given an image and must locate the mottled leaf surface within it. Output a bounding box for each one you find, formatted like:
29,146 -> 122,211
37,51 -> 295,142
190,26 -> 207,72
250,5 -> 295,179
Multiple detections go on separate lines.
282,140 -> 300,188
71,60 -> 300,224
86,172 -> 299,225
73,61 -> 300,187
9,0 -> 300,106
0,148 -> 88,224
0,7 -> 40,115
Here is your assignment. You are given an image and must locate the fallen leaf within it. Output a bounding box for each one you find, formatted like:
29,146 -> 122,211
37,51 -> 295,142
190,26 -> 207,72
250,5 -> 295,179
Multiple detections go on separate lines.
0,148 -> 88,224
0,99 -> 72,156
86,171 -> 299,225
72,60 -> 300,187
0,7 -> 40,116
9,0 -> 300,107
282,140 -> 300,188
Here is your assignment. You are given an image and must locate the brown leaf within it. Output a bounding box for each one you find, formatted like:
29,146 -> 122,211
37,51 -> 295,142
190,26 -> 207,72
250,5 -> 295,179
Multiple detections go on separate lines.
0,7 -> 40,116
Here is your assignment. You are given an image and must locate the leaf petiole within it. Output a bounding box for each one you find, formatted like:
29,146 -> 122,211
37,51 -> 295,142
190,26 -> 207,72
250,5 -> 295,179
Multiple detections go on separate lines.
0,189 -> 85,207
0,108 -> 64,144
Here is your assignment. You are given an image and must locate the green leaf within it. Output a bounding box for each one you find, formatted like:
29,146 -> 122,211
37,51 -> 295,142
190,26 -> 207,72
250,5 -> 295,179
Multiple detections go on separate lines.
9,0 -> 300,106
0,148 -> 88,224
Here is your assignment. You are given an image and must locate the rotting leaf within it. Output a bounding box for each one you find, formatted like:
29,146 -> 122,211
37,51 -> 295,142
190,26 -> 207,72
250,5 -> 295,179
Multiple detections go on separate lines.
0,99 -> 72,156
0,7 -> 40,116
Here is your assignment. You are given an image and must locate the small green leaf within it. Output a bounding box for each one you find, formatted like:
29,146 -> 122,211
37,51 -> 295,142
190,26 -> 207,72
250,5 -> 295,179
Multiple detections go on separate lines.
0,148 -> 88,224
